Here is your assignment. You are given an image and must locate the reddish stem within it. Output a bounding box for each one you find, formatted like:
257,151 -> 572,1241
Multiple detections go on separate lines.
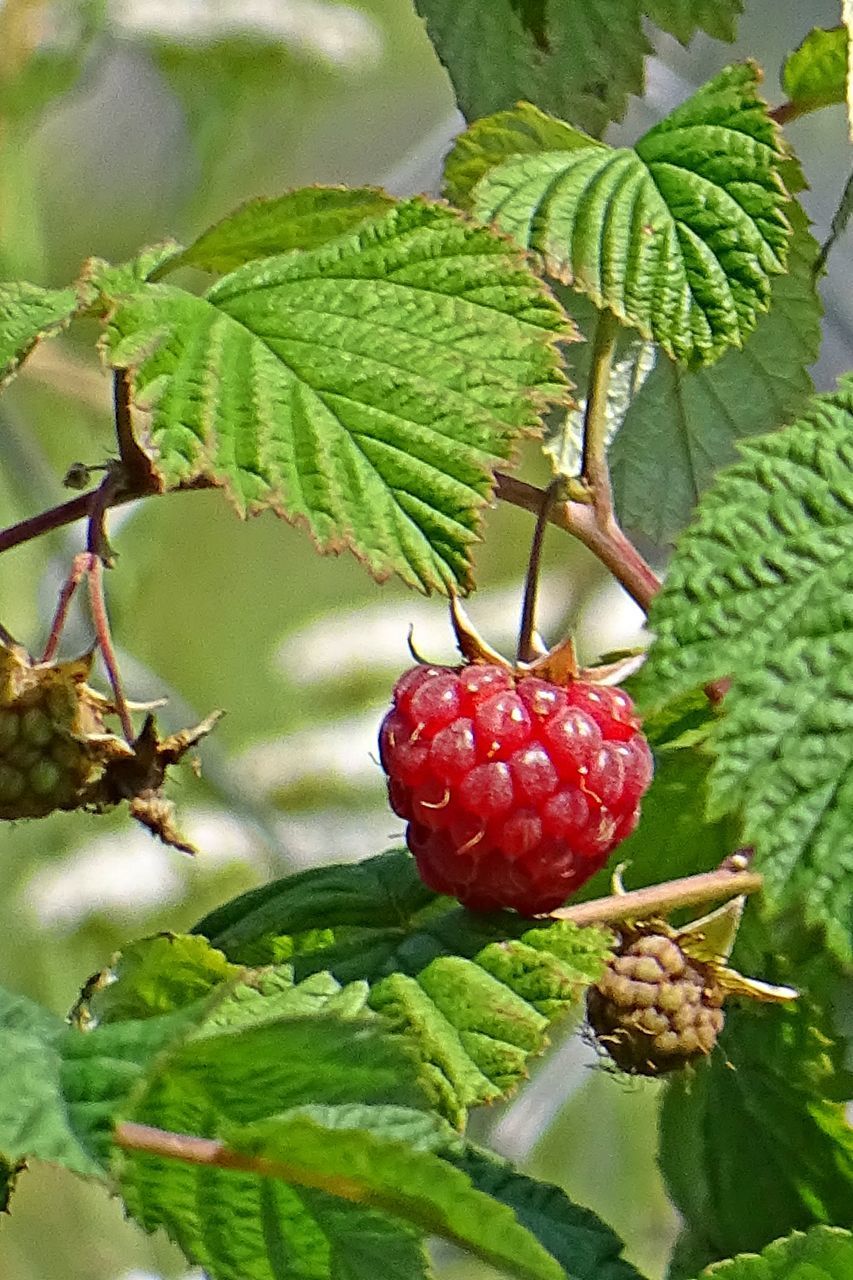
40,552 -> 92,664
516,479 -> 560,663
0,492 -> 98,557
86,554 -> 134,742
495,473 -> 661,614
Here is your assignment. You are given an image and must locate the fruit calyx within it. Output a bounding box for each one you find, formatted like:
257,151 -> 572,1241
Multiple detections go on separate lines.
449,593 -> 646,690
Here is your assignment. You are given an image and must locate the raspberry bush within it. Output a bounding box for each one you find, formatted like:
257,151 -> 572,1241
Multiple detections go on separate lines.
0,5 -> 851,1280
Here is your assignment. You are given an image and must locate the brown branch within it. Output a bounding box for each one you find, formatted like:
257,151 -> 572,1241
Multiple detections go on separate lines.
495,472 -> 661,614
87,555 -> 134,741
0,492 -> 99,556
114,1122 -> 366,1202
547,865 -> 763,927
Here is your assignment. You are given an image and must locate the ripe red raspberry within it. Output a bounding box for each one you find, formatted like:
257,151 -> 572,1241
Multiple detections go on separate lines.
379,663 -> 653,914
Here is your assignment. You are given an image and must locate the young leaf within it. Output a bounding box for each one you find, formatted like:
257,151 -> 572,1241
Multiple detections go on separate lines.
91,198 -> 573,594
0,281 -> 80,387
660,952 -> 853,1263
192,847 -> 612,1124
450,1144 -> 646,1280
466,65 -> 791,368
636,377 -> 853,960
608,200 -> 821,542
781,27 -> 847,116
413,0 -> 650,135
78,933 -> 240,1026
165,187 -> 397,274
698,1227 -> 853,1280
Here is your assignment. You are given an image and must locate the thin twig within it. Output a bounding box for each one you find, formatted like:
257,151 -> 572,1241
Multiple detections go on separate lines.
580,307 -> 619,528
87,555 -> 134,742
517,478 -> 561,663
547,866 -> 763,927
40,552 -> 92,663
495,473 -> 661,614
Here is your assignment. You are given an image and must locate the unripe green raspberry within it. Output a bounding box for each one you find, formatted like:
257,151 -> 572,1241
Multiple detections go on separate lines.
0,643 -> 117,820
587,929 -> 725,1075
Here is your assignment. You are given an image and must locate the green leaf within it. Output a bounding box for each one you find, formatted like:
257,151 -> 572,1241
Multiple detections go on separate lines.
641,0 -> 741,44
117,1029 -> 456,1280
608,199 -> 821,542
223,1109 -> 566,1280
413,0 -> 650,135
637,376 -> 853,960
467,65 -> 791,368
444,101 -> 593,209
781,27 -> 847,115
660,984 -> 853,1262
0,281 -> 80,387
698,1227 -> 853,1280
0,986 -> 101,1176
167,187 -> 397,274
193,848 -> 612,1124
78,933 -> 241,1026
450,1144 -> 646,1280
63,1005 -> 218,1169
91,197 -> 572,594
191,847 -> 438,963
415,1 -> 741,135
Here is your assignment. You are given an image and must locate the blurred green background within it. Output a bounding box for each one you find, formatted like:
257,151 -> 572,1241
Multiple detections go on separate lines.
0,2 -> 843,1277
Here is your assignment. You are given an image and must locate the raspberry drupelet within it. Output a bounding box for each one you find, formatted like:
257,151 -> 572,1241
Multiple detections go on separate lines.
379,661 -> 653,915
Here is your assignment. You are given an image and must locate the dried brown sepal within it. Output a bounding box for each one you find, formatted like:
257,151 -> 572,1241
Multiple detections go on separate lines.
84,710 -> 223,851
